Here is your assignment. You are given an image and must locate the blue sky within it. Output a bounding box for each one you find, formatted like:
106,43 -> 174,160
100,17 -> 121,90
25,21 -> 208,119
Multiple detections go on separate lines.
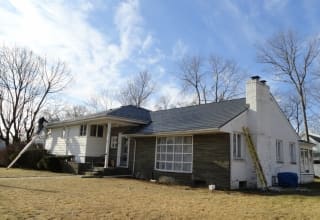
0,0 -> 319,109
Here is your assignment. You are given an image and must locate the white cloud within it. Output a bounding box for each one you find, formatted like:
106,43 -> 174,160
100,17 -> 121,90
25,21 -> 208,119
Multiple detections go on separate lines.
0,0 -> 162,108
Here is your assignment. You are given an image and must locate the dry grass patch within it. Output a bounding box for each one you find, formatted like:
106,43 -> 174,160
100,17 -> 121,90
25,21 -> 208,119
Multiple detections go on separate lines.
0,168 -> 71,178
0,169 -> 319,219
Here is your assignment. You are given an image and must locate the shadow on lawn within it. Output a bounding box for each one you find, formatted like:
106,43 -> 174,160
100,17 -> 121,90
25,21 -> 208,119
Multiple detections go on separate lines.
236,180 -> 320,197
0,183 -> 58,193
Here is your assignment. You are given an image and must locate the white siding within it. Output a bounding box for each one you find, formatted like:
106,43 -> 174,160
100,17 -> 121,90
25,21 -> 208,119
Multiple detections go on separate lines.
85,123 -> 107,157
245,79 -> 300,187
220,112 -> 256,189
45,126 -> 87,163
222,79 -> 300,189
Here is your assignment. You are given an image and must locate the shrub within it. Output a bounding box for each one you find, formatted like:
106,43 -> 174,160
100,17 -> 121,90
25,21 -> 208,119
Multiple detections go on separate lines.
37,155 -> 74,172
0,148 -> 9,167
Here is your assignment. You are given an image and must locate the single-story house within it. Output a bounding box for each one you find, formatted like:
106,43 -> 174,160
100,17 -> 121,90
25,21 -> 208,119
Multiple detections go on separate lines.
299,140 -> 316,182
308,133 -> 320,177
45,76 -> 312,189
308,133 -> 320,162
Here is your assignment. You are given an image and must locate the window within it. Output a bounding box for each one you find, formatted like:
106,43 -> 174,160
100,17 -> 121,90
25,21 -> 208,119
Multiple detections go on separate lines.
289,142 -> 296,164
276,139 -> 283,163
90,125 -> 97,136
79,124 -> 87,136
233,133 -> 243,159
61,128 -> 65,138
47,129 -> 52,138
90,124 -> 104,137
97,125 -> 104,137
155,136 -> 193,173
111,136 -> 118,149
300,148 -> 312,173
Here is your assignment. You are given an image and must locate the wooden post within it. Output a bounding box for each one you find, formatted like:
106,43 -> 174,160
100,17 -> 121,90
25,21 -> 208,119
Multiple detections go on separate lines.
104,122 -> 112,168
7,136 -> 38,169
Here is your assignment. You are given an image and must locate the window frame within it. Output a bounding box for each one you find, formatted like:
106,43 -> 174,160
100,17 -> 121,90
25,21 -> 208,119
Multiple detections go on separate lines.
61,128 -> 66,139
300,148 -> 312,173
89,124 -> 104,138
79,124 -> 87,136
233,133 -> 244,160
110,136 -> 118,149
97,125 -> 104,137
289,142 -> 296,164
154,136 -> 193,173
90,125 -> 97,137
276,139 -> 284,163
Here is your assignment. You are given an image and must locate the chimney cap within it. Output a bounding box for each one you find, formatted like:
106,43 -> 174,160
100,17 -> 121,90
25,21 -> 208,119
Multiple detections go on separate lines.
260,80 -> 267,84
251,75 -> 260,80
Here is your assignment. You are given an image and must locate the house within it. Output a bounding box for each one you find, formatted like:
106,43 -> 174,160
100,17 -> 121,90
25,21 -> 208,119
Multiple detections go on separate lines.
308,133 -> 320,177
308,133 -> 320,162
299,140 -> 316,182
45,76 -> 308,189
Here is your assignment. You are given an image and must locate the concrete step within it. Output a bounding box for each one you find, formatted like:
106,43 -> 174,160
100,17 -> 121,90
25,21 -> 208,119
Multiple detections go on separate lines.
93,167 -> 105,172
83,171 -> 102,176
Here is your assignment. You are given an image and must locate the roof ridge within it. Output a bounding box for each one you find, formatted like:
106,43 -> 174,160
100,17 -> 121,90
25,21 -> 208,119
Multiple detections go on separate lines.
152,97 -> 246,113
123,105 -> 151,112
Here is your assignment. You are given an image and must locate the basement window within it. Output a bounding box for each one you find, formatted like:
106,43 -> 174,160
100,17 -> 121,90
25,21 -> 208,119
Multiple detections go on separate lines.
155,136 -> 193,173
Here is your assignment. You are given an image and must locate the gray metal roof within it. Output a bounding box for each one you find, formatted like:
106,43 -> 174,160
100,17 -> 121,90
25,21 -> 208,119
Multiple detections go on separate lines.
131,98 -> 248,134
48,99 -> 248,133
108,105 -> 151,122
310,134 -> 320,143
47,105 -> 151,127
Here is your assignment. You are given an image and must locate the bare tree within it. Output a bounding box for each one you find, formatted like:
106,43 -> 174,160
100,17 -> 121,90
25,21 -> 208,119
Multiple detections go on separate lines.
208,55 -> 244,102
118,71 -> 155,107
0,46 -> 71,144
41,103 -> 89,121
85,89 -> 114,113
179,55 -> 207,105
279,94 -> 303,133
257,30 -> 320,141
155,96 -> 171,110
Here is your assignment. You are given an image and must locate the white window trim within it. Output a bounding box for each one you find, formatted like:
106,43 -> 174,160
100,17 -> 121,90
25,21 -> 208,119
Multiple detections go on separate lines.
110,136 -> 118,149
232,133 -> 244,160
89,124 -> 104,138
116,133 -> 130,168
154,135 -> 193,174
300,148 -> 313,174
79,124 -> 87,136
276,139 -> 284,163
61,127 -> 66,139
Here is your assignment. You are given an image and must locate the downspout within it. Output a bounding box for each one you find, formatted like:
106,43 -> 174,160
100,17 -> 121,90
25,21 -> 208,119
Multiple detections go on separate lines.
132,139 -> 136,176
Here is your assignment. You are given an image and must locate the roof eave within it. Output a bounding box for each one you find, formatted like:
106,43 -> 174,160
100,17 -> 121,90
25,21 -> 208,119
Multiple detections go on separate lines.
47,115 -> 148,128
127,128 -> 222,137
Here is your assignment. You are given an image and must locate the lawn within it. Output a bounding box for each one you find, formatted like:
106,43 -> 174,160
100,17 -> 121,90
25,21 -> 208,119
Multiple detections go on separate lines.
0,168 -> 319,219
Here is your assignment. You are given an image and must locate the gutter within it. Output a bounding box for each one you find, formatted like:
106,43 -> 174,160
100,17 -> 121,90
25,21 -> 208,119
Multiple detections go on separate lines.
47,115 -> 148,128
126,128 -> 221,137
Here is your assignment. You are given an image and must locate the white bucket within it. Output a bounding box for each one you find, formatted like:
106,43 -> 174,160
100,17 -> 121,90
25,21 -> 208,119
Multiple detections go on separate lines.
208,184 -> 216,191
